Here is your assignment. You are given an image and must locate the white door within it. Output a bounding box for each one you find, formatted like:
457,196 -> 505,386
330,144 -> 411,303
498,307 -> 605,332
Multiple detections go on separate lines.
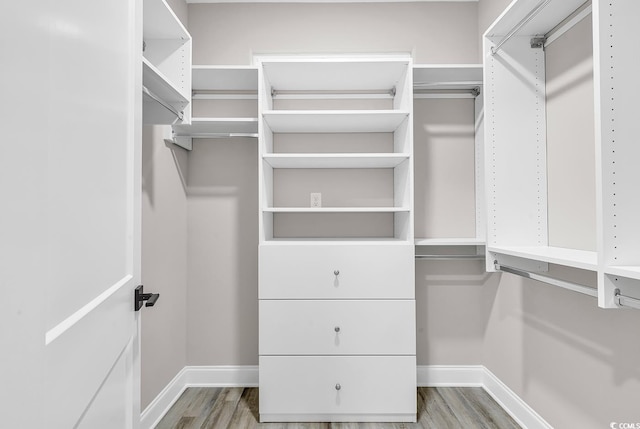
1,0 -> 142,428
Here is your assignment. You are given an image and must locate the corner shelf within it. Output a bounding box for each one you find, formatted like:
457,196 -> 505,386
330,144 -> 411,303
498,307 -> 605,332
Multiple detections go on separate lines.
173,117 -> 258,136
192,65 -> 258,92
488,245 -> 598,272
415,238 -> 485,246
413,64 -> 483,92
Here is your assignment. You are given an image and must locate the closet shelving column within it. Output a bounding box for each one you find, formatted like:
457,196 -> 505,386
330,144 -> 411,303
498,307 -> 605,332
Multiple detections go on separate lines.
142,0 -> 191,125
170,66 -> 258,150
257,56 -> 416,423
413,64 -> 485,259
484,0 -> 640,308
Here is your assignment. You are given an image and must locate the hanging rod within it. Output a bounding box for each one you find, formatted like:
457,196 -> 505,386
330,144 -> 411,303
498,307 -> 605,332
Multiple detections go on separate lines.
174,133 -> 258,139
490,0 -> 553,55
142,86 -> 184,121
614,289 -> 640,310
494,261 -> 597,297
416,254 -> 485,260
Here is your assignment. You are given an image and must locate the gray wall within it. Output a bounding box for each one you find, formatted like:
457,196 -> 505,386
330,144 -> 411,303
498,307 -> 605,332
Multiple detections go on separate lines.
141,126 -> 189,409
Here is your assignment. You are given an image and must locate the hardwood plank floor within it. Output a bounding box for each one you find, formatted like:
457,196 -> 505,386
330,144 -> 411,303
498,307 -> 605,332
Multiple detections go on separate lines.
155,387 -> 521,429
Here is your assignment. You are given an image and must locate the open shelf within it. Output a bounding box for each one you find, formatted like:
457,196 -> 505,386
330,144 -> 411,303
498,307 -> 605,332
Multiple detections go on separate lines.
413,64 -> 483,91
486,0 -> 587,37
415,238 -> 485,246
263,110 -> 409,133
143,0 -> 189,40
260,59 -> 410,92
143,59 -> 189,109
488,245 -> 598,271
264,207 -> 410,213
173,117 -> 258,136
605,266 -> 640,282
261,237 -> 411,245
263,153 -> 409,169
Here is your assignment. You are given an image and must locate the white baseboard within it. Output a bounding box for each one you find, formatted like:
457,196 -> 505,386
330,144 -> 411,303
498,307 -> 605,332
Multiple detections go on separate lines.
140,365 -> 258,429
141,365 -> 551,429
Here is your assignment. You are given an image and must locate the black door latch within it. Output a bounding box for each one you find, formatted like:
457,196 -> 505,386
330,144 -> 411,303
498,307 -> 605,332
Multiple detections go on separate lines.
134,285 -> 160,311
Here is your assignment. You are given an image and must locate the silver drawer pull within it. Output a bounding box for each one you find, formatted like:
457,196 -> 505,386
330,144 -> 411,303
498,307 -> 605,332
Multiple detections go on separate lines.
334,270 -> 340,276
334,326 -> 341,333
335,383 -> 341,391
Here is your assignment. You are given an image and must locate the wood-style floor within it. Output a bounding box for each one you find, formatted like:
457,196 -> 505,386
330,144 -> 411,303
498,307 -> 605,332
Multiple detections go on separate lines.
155,387 -> 521,429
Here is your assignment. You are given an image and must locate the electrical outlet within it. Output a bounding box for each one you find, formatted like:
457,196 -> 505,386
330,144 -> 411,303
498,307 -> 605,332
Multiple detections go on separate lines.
310,192 -> 322,208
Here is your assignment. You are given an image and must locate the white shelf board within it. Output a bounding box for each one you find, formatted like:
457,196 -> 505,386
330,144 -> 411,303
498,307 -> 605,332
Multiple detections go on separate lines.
488,245 -> 598,271
263,110 -> 409,133
143,0 -> 189,39
605,266 -> 640,281
263,153 -> 409,169
413,64 -> 483,90
192,66 -> 258,91
261,238 -> 411,246
485,0 -> 586,38
143,58 -> 189,105
415,238 -> 485,246
173,117 -> 258,136
264,207 -> 409,213
261,59 -> 410,91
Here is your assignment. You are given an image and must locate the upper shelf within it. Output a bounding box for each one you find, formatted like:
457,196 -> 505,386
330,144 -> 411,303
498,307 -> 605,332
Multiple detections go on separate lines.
260,58 -> 410,91
143,58 -> 189,108
488,245 -> 598,271
413,64 -> 483,91
173,117 -> 258,136
263,110 -> 409,133
192,66 -> 258,91
485,0 -> 587,37
263,153 -> 410,169
415,238 -> 485,246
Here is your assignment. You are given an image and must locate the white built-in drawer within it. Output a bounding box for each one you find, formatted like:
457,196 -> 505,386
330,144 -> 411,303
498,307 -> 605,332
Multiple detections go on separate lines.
259,244 -> 414,299
259,355 -> 417,422
259,300 -> 415,355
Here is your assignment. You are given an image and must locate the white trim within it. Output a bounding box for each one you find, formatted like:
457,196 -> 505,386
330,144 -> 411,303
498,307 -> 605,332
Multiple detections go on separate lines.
140,366 -> 258,429
417,364 -> 484,387
140,367 -> 188,429
141,365 -> 551,429
45,274 -> 133,345
482,367 -> 554,429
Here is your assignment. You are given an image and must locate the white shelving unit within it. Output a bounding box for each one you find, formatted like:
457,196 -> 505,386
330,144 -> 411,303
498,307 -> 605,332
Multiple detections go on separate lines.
257,55 -> 416,423
170,65 -> 259,150
484,0 -> 640,308
413,64 -> 484,257
142,0 -> 191,125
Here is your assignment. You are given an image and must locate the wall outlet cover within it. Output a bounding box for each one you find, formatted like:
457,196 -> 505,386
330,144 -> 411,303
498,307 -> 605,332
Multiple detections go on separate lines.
310,192 -> 322,207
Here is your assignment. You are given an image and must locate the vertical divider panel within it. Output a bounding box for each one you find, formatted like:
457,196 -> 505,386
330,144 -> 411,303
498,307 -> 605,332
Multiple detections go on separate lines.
484,36 -> 548,271
594,0 -> 640,307
475,91 -> 486,243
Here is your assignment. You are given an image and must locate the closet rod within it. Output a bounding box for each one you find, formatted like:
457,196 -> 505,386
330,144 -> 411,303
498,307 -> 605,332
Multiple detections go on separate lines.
494,262 -> 598,297
614,289 -> 640,310
416,255 -> 485,260
143,86 -> 184,121
490,0 -> 553,55
175,133 -> 258,139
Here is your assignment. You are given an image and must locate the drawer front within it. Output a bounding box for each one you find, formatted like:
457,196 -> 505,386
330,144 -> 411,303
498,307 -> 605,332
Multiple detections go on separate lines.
259,300 -> 415,355
259,356 -> 417,421
259,244 -> 414,299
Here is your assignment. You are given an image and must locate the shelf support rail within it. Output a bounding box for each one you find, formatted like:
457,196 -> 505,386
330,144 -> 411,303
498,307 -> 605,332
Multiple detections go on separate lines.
143,86 -> 184,121
490,0 -> 553,56
614,289 -> 640,310
494,262 -> 598,298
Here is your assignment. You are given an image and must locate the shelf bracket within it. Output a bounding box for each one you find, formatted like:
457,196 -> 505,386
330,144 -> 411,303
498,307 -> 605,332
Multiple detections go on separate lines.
530,37 -> 546,49
165,130 -> 193,151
